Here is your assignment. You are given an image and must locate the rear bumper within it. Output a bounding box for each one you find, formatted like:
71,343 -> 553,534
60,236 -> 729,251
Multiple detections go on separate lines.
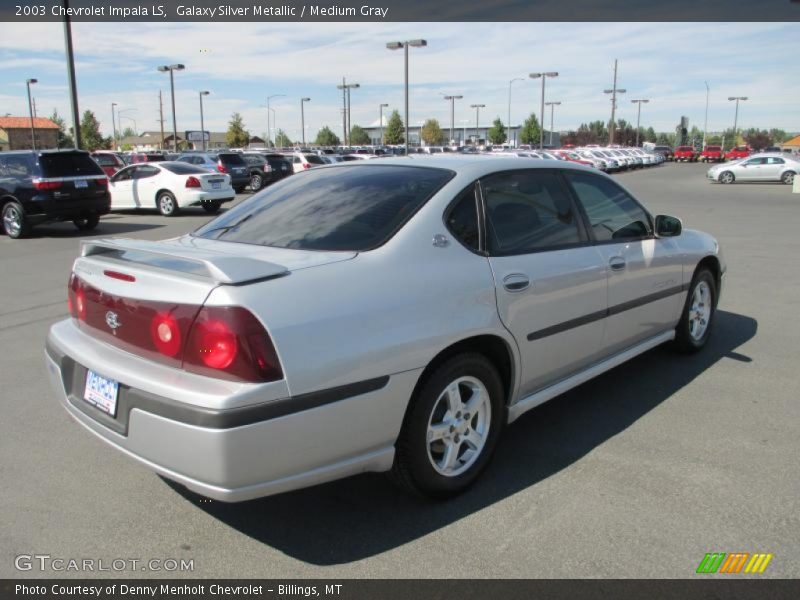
182,190 -> 235,206
44,320 -> 414,502
25,195 -> 111,223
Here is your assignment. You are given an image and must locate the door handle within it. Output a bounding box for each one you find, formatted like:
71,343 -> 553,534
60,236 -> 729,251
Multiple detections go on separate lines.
502,273 -> 530,292
609,257 -> 626,272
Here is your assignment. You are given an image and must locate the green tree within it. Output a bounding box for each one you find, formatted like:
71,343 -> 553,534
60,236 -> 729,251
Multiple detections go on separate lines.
384,110 -> 405,144
274,129 -> 292,148
519,113 -> 541,145
486,117 -> 507,145
80,110 -> 105,151
226,112 -> 250,148
315,126 -> 341,147
50,109 -> 74,148
349,124 -> 371,145
743,128 -> 772,151
420,118 -> 445,146
769,128 -> 788,144
644,126 -> 657,143
656,132 -> 675,146
120,126 -> 136,138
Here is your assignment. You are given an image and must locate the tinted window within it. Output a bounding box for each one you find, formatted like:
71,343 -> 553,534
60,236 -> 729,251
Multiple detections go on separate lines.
565,172 -> 652,242
218,153 -> 246,165
243,155 -> 266,165
145,154 -> 166,162
112,166 -> 135,182
0,154 -> 35,177
482,170 -> 583,254
744,158 -> 766,165
134,165 -> 160,179
161,162 -> 208,175
193,165 -> 454,251
39,152 -> 104,177
305,154 -> 326,165
92,154 -> 119,166
446,186 -> 480,252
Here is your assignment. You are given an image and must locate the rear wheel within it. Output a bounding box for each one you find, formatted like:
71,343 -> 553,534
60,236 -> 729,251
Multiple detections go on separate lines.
250,173 -> 263,191
73,214 -> 100,231
781,171 -> 795,185
392,354 -> 504,498
719,171 -> 735,184
673,268 -> 716,353
157,191 -> 179,216
202,201 -> 221,214
2,201 -> 30,238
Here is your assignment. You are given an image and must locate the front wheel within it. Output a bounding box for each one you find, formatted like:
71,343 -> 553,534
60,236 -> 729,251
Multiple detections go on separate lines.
781,171 -> 795,185
157,192 -> 179,216
392,354 -> 505,498
719,171 -> 735,184
73,214 -> 100,231
673,268 -> 716,353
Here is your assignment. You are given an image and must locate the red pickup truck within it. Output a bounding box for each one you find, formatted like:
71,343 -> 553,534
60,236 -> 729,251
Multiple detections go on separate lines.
725,146 -> 751,161
700,145 -> 723,163
674,145 -> 698,162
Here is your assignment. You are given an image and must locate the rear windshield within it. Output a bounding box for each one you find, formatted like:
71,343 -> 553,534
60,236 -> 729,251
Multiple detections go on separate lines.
192,165 -> 454,251
305,154 -> 326,165
40,153 -> 104,177
161,162 -> 209,175
218,153 -> 246,165
92,154 -> 118,166
705,146 -> 721,151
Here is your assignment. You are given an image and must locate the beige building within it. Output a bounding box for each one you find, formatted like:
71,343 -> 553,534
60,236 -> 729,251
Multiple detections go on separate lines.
0,116 -> 59,151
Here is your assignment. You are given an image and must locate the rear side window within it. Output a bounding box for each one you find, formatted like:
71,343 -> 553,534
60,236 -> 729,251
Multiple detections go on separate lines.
161,162 -> 207,175
193,165 -> 454,251
39,153 -> 104,177
92,154 -> 118,166
482,170 -> 584,255
0,155 -> 35,177
218,153 -> 246,165
446,186 -> 480,252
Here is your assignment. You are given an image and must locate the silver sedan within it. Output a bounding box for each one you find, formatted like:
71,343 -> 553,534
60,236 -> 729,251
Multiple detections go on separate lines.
45,156 -> 725,501
708,153 -> 798,184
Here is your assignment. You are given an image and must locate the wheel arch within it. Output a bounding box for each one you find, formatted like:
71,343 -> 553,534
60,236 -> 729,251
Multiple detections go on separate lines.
694,255 -> 722,306
155,188 -> 177,207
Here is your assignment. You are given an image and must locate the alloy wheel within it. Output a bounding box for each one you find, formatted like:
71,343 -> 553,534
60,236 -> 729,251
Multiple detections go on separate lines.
689,281 -> 712,341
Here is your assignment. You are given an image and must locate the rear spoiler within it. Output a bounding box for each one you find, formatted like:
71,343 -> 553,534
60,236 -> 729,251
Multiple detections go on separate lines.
80,238 -> 288,285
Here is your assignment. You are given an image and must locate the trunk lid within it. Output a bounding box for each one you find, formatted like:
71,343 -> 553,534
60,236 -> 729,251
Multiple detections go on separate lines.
196,172 -> 231,192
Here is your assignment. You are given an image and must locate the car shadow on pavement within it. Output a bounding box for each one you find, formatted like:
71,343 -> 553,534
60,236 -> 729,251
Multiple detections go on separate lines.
165,309 -> 757,565
26,221 -> 165,238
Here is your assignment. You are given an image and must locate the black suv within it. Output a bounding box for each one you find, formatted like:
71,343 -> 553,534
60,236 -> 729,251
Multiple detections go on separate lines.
242,152 -> 292,191
0,150 -> 111,239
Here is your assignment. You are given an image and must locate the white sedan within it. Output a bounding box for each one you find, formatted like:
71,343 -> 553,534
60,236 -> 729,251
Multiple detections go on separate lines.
707,154 -> 798,185
108,162 -> 235,216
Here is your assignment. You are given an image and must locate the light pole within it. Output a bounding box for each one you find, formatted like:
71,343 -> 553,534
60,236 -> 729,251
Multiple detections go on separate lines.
459,119 -> 469,145
443,95 -> 463,146
118,114 -> 137,138
703,82 -> 709,150
603,59 -> 626,146
529,71 -> 558,148
630,99 -> 649,147
545,101 -> 561,146
300,97 -> 310,145
470,104 -> 485,145
508,77 -> 524,146
386,39 -> 427,155
25,78 -> 37,150
728,96 -> 747,146
267,94 -> 285,148
199,91 -> 209,151
157,64 -> 185,151
110,102 -> 118,151
336,80 -> 359,145
379,103 -> 388,145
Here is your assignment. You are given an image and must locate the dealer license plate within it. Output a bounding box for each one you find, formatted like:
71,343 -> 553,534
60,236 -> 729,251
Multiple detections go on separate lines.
74,179 -> 88,188
83,370 -> 119,417
212,182 -> 221,189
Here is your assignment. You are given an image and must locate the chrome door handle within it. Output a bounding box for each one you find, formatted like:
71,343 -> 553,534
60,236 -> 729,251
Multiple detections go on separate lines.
609,257 -> 626,272
502,273 -> 530,292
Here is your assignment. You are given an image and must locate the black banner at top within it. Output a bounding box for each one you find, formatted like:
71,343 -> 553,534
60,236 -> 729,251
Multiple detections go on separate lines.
2,0 -> 800,22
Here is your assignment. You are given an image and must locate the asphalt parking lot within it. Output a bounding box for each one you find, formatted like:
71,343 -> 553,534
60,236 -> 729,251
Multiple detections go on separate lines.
1,162 -> 798,579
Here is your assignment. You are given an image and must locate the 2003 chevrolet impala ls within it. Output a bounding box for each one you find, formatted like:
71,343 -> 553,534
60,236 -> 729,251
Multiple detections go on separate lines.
45,156 -> 725,501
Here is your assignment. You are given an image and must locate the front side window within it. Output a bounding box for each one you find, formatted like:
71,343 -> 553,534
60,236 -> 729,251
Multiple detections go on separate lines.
112,166 -> 135,182
744,158 -> 766,166
564,172 -> 652,242
193,165 -> 454,251
481,170 -> 583,255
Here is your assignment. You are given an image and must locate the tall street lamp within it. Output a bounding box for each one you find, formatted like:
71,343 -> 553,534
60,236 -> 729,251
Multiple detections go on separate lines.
25,78 -> 37,150
110,102 -> 117,150
530,71 -> 558,148
703,82 -> 710,150
157,64 -> 185,151
508,77 -> 524,146
386,39 -> 427,155
199,91 -> 209,151
336,80 -> 359,145
630,99 -> 649,147
728,96 -> 747,145
470,104 -> 485,145
443,94 -> 463,146
267,94 -> 285,148
604,59 -> 626,146
300,97 -> 311,145
379,103 -> 388,145
545,101 -> 561,146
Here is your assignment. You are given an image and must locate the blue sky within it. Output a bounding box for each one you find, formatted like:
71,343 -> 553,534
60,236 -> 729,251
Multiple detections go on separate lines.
1,21 -> 798,141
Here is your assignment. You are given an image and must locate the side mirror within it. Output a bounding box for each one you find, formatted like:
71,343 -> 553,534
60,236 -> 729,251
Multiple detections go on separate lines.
655,214 -> 682,238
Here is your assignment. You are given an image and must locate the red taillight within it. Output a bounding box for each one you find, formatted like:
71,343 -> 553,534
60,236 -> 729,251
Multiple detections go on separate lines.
103,269 -> 135,282
185,176 -> 202,188
33,179 -> 62,190
150,312 -> 182,357
76,289 -> 86,320
217,162 -> 228,173
303,163 -> 312,170
192,319 -> 237,369
96,178 -> 108,187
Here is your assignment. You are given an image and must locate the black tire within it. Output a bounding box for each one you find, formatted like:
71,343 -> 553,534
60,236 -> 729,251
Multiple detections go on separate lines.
719,171 -> 735,184
391,353 -> 505,499
673,268 -> 716,354
157,191 -> 179,217
781,171 -> 795,185
202,201 -> 221,214
250,173 -> 263,192
2,201 -> 30,239
73,214 -> 100,231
